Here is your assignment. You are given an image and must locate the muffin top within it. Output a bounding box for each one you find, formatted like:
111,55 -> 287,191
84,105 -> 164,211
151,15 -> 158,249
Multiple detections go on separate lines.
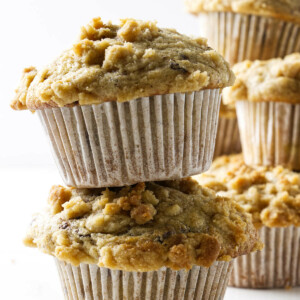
185,0 -> 300,24
24,179 -> 260,272
222,53 -> 300,104
194,155 -> 300,229
11,17 -> 234,111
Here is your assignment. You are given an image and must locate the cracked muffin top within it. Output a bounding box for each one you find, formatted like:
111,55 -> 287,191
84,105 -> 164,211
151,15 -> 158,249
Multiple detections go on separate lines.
11,17 -> 234,110
24,178 -> 261,272
223,53 -> 300,104
194,154 -> 300,229
185,0 -> 300,24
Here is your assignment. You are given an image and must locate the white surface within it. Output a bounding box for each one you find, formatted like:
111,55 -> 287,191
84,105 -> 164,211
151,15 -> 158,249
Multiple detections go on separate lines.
0,166 -> 299,299
1,1 -> 299,299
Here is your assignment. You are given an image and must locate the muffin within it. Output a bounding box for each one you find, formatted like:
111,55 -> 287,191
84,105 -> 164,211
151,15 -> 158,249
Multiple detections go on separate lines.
24,178 -> 261,299
214,101 -> 241,158
185,0 -> 300,65
11,17 -> 234,188
195,154 -> 300,288
223,53 -> 300,170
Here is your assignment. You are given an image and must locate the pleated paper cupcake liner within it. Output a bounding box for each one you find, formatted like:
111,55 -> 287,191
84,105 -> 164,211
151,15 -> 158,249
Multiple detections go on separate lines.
38,89 -> 221,188
236,101 -> 300,170
55,259 -> 233,300
214,116 -> 241,158
229,226 -> 300,288
198,12 -> 300,65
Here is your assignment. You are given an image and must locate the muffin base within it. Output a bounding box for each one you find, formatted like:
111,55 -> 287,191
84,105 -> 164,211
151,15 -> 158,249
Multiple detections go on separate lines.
198,12 -> 300,65
38,90 -> 221,188
229,226 -> 300,288
55,259 -> 233,300
214,116 -> 241,158
236,101 -> 300,170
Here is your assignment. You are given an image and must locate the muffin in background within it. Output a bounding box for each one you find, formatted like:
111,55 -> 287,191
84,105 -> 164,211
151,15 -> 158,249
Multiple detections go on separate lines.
214,101 -> 241,158
24,178 -> 261,299
223,53 -> 300,170
11,17 -> 235,188
185,0 -> 300,65
195,154 -> 300,288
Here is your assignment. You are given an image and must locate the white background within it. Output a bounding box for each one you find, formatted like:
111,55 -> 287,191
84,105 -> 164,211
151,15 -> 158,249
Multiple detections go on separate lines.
0,0 -> 299,299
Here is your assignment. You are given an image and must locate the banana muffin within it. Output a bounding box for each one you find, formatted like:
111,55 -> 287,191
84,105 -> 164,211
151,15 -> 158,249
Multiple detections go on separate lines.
11,17 -> 235,188
185,0 -> 300,65
223,53 -> 300,170
25,178 -> 261,299
195,154 -> 300,288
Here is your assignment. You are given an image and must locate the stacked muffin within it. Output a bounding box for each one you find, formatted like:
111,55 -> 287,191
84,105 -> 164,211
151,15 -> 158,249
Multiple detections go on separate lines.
186,1 -> 300,289
12,18 -> 261,299
185,0 -> 300,158
185,0 -> 300,65
223,54 -> 300,170
195,154 -> 300,288
221,55 -> 300,288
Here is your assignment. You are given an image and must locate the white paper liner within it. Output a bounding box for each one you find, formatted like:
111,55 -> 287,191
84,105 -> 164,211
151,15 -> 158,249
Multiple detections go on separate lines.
55,259 -> 233,300
37,90 -> 221,188
214,116 -> 241,158
198,12 -> 300,65
236,101 -> 300,170
229,226 -> 300,288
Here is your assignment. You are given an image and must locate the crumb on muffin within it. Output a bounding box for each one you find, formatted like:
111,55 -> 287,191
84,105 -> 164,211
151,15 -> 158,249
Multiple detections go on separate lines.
223,54 -> 300,104
24,178 -> 261,272
194,154 -> 300,228
11,17 -> 234,110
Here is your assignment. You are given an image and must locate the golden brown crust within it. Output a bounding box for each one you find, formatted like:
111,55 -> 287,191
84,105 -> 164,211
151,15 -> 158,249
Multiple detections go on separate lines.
24,179 -> 261,271
48,185 -> 73,214
185,0 -> 300,24
194,154 -> 300,228
11,17 -> 235,110
223,54 -> 300,104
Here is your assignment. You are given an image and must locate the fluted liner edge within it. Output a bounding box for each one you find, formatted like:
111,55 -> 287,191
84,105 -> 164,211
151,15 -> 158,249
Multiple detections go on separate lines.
229,226 -> 300,288
198,12 -> 300,65
55,260 -> 233,300
236,101 -> 300,170
38,90 -> 221,187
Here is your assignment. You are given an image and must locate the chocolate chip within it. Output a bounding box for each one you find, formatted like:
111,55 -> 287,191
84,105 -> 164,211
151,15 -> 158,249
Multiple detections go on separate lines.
59,222 -> 69,230
154,236 -> 164,244
170,61 -> 188,73
179,54 -> 189,60
79,233 -> 91,238
154,231 -> 174,244
162,231 -> 173,240
74,228 -> 91,238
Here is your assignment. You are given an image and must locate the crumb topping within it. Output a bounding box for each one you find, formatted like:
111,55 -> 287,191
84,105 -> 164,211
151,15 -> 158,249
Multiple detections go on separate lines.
24,179 -> 260,271
195,154 -> 300,228
11,17 -> 234,110
11,67 -> 37,110
223,53 -> 300,104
